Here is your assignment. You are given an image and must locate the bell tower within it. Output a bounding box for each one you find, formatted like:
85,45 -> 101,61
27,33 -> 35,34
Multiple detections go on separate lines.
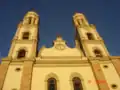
8,11 -> 39,59
0,11 -> 39,90
73,13 -> 110,58
73,13 -> 111,90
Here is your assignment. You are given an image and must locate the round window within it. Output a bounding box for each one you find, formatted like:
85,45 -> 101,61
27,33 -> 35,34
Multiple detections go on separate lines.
103,65 -> 108,68
15,68 -> 21,72
111,84 -> 118,89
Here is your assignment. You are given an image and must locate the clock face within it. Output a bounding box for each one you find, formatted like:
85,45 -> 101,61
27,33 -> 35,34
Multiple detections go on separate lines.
55,44 -> 65,50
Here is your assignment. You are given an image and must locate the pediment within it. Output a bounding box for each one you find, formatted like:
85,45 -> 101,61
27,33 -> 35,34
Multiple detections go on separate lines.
38,36 -> 83,57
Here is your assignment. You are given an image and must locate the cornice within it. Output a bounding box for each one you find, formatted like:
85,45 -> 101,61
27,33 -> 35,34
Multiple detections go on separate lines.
34,63 -> 90,67
10,62 -> 23,65
22,24 -> 38,29
110,56 -> 120,59
1,56 -> 119,64
73,13 -> 84,19
99,60 -> 111,64
11,39 -> 38,44
25,11 -> 39,17
12,57 -> 35,62
81,39 -> 104,43
88,56 -> 110,61
35,59 -> 89,64
2,56 -> 12,61
36,56 -> 87,60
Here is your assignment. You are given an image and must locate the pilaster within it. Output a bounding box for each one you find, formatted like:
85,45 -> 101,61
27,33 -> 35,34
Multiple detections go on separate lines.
0,57 -> 11,90
111,57 -> 120,77
20,60 -> 34,90
90,60 -> 110,90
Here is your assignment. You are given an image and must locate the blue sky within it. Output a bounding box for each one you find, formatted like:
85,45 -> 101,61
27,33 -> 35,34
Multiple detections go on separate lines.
0,0 -> 120,58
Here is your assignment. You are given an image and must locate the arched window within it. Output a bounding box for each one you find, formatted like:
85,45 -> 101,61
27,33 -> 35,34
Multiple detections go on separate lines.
77,20 -> 81,25
33,18 -> 36,24
17,49 -> 26,58
22,32 -> 29,39
86,33 -> 94,40
81,18 -> 84,24
72,77 -> 83,90
94,49 -> 102,57
47,78 -> 57,90
28,17 -> 32,24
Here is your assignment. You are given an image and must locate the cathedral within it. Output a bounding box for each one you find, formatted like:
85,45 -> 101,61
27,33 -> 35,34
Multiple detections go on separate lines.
0,11 -> 120,90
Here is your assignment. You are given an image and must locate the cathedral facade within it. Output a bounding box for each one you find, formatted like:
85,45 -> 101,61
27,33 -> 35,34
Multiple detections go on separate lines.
0,11 -> 120,90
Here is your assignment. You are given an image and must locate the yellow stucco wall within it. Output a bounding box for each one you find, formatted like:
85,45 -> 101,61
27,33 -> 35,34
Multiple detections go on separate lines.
40,47 -> 82,57
1,11 -> 120,90
3,64 -> 23,90
100,63 -> 120,90
31,65 -> 99,90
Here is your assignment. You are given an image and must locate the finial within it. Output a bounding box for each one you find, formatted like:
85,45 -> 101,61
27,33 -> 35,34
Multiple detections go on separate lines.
74,12 -> 78,15
56,33 -> 62,38
29,8 -> 36,12
25,8 -> 39,17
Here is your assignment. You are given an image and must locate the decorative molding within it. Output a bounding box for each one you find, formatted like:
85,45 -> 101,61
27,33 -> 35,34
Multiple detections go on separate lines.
44,72 -> 60,90
88,56 -> 110,61
55,44 -> 66,50
99,61 -> 111,64
11,39 -> 37,44
110,56 -> 120,59
35,60 -> 89,64
13,58 -> 35,61
44,72 -> 59,81
81,39 -> 104,43
10,62 -> 23,65
2,56 -> 12,61
53,36 -> 68,50
38,56 -> 87,59
34,63 -> 90,67
69,72 -> 84,81
24,11 -> 39,17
